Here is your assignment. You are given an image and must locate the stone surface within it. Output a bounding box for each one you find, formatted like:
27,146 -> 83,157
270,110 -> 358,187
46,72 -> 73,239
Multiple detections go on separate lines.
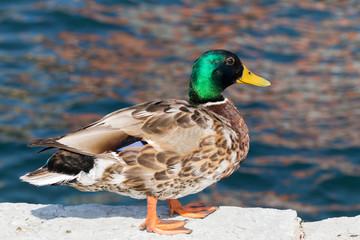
303,215 -> 360,240
0,203 -> 301,240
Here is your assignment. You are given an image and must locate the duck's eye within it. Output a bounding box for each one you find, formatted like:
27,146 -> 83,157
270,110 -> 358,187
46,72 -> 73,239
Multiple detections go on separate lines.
226,57 -> 235,65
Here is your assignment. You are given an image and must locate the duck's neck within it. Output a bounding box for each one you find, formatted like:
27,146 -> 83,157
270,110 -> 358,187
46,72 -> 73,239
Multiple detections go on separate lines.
201,98 -> 249,137
201,98 -> 238,121
188,78 -> 225,105
200,98 -> 229,108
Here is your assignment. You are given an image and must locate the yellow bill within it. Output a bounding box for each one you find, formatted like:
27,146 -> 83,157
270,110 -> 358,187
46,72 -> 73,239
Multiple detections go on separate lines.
237,66 -> 271,87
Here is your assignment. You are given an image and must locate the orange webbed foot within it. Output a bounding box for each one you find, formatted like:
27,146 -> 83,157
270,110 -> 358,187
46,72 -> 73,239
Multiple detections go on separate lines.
140,218 -> 191,235
167,199 -> 218,218
141,196 -> 192,235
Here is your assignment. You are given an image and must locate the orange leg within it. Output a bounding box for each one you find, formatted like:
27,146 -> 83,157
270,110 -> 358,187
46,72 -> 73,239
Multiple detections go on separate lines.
140,196 -> 192,235
167,199 -> 218,218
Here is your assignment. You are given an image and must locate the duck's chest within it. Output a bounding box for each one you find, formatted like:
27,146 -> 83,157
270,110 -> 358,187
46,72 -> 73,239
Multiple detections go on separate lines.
202,100 -> 250,173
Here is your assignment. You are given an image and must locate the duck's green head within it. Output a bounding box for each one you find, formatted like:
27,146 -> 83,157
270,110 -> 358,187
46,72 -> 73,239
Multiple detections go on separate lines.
188,50 -> 270,105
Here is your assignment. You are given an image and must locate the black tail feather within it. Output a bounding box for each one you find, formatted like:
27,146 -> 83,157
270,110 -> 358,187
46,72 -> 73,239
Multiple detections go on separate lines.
47,150 -> 95,175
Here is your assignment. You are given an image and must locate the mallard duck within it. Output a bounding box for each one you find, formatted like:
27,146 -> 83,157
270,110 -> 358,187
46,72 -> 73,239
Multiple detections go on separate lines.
21,50 -> 270,235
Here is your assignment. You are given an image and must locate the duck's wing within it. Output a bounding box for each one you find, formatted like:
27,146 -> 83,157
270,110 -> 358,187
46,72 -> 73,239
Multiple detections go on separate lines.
30,99 -> 215,156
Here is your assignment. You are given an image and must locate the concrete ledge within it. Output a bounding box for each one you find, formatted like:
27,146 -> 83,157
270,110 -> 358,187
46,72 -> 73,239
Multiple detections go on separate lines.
0,203 -> 358,240
303,215 -> 360,240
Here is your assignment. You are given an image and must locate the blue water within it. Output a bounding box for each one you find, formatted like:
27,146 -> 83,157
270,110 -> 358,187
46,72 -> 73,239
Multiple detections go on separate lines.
1,0 -> 360,222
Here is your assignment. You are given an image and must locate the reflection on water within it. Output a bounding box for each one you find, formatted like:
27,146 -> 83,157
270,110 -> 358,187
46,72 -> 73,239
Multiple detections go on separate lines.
0,0 -> 360,221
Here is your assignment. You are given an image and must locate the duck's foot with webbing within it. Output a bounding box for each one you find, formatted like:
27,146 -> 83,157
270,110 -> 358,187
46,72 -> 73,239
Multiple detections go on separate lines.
140,196 -> 192,235
167,199 -> 218,218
